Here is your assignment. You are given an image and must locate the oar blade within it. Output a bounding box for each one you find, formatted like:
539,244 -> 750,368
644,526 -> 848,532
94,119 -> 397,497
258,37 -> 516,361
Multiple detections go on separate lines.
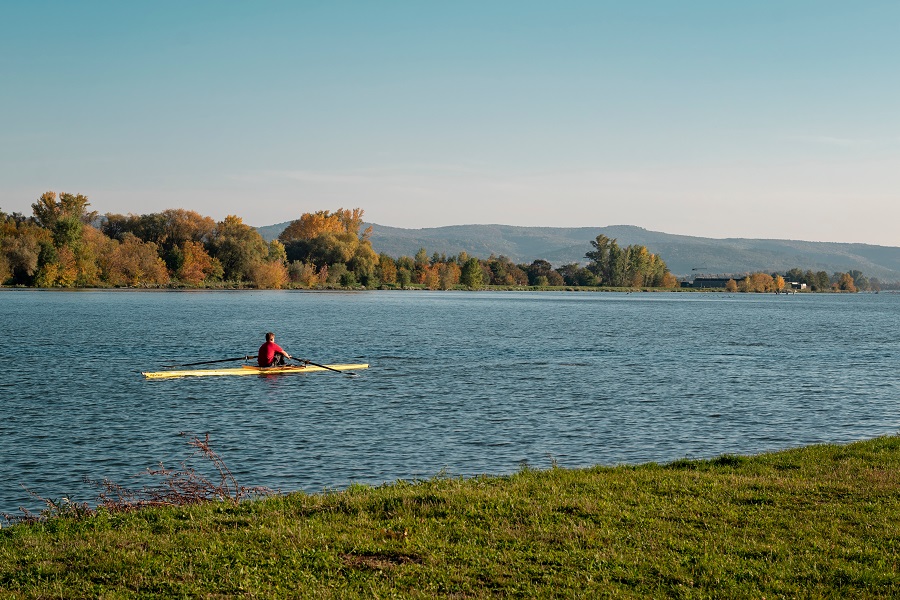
293,357 -> 358,376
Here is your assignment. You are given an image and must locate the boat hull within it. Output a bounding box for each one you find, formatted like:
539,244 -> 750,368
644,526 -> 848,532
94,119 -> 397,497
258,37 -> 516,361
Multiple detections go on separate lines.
142,363 -> 368,379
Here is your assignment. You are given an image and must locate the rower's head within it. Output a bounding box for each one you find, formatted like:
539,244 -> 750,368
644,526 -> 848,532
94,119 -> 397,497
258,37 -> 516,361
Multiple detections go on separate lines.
265,332 -> 275,342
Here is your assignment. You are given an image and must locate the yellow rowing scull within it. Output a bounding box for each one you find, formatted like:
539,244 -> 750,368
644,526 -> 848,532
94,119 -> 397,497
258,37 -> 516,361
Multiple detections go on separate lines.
142,363 -> 368,379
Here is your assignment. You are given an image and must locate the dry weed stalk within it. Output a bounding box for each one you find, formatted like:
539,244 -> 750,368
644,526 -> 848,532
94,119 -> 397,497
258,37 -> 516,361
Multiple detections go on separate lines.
2,433 -> 271,526
94,433 -> 272,512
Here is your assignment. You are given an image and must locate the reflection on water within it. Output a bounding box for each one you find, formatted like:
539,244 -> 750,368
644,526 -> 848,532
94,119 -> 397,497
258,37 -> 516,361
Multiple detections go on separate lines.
1,289 -> 898,514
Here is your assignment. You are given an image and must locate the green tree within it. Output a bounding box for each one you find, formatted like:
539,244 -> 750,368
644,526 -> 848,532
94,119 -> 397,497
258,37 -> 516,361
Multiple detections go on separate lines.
557,263 -> 600,286
32,192 -> 96,230
585,234 -> 612,284
349,241 -> 379,286
460,257 -> 484,289
396,267 -> 412,289
209,215 -> 268,282
413,248 -> 430,282
523,259 -> 564,286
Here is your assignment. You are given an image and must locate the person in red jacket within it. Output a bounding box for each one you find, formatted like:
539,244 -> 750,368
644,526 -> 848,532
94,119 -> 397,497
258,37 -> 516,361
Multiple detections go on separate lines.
258,332 -> 293,367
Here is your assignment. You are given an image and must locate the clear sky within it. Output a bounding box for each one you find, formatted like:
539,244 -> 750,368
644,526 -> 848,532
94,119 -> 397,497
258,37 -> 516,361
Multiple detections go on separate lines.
1,1 -> 898,245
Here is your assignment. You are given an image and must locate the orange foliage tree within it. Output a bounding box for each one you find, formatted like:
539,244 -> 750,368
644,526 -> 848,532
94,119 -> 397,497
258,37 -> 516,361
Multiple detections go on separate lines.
279,208 -> 369,243
176,241 -> 220,285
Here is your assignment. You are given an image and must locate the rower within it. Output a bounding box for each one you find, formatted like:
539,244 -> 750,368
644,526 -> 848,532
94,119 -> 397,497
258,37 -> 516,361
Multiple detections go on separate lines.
257,332 -> 293,367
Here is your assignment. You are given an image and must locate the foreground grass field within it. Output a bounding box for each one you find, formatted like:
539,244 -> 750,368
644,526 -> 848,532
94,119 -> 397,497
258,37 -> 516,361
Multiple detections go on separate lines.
2,437 -> 900,598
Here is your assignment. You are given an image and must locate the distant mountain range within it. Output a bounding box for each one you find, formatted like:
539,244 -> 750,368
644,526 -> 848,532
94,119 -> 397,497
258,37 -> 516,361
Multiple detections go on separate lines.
256,222 -> 900,282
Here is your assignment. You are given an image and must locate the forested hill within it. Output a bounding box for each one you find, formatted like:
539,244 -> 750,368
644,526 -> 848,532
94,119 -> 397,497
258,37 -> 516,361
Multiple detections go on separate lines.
256,222 -> 900,281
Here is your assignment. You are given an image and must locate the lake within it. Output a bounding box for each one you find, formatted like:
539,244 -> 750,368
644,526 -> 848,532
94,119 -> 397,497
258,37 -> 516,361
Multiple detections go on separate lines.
1,289 -> 898,516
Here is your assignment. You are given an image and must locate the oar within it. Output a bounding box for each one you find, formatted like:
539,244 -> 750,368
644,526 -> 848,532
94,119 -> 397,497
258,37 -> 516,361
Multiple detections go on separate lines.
292,357 -> 357,376
163,355 -> 254,368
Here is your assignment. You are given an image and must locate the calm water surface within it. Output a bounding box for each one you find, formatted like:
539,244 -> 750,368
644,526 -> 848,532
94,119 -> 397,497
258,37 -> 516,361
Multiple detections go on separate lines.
1,289 -> 897,515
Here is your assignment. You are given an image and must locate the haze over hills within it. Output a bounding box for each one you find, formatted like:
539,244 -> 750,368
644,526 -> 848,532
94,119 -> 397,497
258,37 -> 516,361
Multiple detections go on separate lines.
256,222 -> 900,282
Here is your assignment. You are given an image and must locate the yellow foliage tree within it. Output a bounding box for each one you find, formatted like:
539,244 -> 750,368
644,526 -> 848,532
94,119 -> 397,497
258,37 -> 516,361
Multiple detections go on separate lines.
72,225 -> 110,287
278,208 -> 370,243
101,234 -> 169,286
176,240 -> 219,285
250,260 -> 289,289
423,265 -> 440,290
439,262 -> 461,290
377,253 -> 397,285
738,273 -> 776,293
835,273 -> 857,292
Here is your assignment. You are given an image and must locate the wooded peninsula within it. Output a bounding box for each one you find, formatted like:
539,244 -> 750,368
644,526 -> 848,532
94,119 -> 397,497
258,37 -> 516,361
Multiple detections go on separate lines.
0,192 -> 874,292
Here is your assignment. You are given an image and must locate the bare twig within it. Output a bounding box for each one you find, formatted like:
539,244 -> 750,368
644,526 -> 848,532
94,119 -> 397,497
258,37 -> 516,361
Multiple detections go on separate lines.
3,434 -> 272,525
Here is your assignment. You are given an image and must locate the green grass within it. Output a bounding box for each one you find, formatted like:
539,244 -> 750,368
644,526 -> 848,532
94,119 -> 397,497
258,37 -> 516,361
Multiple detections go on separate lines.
3,437 -> 900,597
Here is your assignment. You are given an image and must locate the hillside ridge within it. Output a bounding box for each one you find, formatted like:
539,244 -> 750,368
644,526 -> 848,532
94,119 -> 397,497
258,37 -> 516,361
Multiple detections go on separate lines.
255,221 -> 900,281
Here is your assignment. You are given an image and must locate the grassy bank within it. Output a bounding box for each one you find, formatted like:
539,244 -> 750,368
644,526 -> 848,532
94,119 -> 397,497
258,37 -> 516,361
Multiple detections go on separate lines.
3,437 -> 900,597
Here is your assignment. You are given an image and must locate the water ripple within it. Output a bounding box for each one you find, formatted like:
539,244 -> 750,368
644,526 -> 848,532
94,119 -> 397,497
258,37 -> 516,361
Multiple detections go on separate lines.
1,290 -> 898,514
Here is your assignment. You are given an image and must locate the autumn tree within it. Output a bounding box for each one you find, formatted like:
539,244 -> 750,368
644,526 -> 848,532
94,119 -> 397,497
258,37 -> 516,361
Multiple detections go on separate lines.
438,262 -> 461,290
103,209 -> 216,273
834,272 -> 857,292
0,215 -> 45,285
847,270 -> 868,291
422,265 -> 440,290
175,240 -> 221,285
28,192 -> 102,287
376,253 -> 398,285
209,215 -> 269,282
250,260 -> 289,289
486,255 -> 528,286
737,272 -> 775,292
279,208 -> 378,286
72,225 -> 107,286
99,234 -> 169,286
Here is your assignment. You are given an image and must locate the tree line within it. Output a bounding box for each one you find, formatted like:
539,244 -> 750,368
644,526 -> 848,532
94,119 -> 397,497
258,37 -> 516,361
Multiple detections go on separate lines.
720,269 -> 879,293
0,193 -> 291,288
0,194 -> 681,290
7,193 -> 877,292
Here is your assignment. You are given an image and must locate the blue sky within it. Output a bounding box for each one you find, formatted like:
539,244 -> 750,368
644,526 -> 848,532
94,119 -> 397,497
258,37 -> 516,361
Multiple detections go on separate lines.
2,1 -> 898,244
